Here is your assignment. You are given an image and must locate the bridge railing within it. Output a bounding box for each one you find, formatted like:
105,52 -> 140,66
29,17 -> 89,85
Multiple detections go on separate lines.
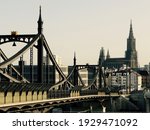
48,90 -> 70,99
80,90 -> 98,96
48,89 -> 100,99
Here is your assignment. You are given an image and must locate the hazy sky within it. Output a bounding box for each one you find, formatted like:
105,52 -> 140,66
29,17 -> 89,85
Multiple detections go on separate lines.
0,0 -> 150,66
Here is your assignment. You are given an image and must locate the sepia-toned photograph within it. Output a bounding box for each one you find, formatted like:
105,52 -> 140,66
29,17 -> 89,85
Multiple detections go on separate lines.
0,0 -> 150,114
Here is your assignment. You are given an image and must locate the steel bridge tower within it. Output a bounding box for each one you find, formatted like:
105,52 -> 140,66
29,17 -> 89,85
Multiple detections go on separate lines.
37,6 -> 44,83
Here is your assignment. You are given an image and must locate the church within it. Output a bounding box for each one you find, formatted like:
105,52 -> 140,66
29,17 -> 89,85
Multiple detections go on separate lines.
99,22 -> 138,69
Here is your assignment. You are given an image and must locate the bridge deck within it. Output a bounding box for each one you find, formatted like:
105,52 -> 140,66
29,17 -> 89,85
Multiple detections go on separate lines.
0,94 -> 128,109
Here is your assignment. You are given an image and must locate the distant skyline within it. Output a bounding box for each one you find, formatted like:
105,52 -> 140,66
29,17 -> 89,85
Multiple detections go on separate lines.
0,0 -> 150,67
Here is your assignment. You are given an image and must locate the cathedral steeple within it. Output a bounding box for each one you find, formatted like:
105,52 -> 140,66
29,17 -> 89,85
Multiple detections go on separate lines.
37,6 -> 43,34
125,20 -> 138,68
129,20 -> 134,39
99,47 -> 105,65
106,50 -> 110,59
127,20 -> 136,51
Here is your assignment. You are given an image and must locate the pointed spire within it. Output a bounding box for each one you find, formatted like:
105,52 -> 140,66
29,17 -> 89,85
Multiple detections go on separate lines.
39,6 -> 42,21
73,51 -> 76,66
106,49 -> 110,59
99,47 -> 105,59
74,52 -> 76,59
99,47 -> 105,65
38,6 -> 43,34
129,20 -> 134,39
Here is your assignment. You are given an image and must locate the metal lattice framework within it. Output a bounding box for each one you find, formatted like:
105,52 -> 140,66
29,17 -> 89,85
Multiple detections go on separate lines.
0,33 -> 75,89
72,64 -> 106,91
0,7 -> 106,92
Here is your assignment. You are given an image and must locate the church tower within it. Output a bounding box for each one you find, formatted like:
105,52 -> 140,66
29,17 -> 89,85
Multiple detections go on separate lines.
125,21 -> 138,68
106,50 -> 110,59
99,47 -> 105,65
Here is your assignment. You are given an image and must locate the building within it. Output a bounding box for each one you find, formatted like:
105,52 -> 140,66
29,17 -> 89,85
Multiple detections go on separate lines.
99,21 -> 138,69
143,63 -> 150,73
137,70 -> 149,88
106,66 -> 142,92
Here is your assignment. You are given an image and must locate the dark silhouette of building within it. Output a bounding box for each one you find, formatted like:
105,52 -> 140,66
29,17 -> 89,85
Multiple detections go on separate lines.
99,21 -> 138,69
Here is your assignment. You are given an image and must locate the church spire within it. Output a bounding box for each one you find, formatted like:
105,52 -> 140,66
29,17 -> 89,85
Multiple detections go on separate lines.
125,20 -> 138,68
99,47 -> 105,65
106,49 -> 110,59
37,6 -> 43,34
129,20 -> 134,39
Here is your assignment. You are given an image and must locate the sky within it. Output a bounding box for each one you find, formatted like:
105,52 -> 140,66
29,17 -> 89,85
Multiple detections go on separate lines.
0,0 -> 150,67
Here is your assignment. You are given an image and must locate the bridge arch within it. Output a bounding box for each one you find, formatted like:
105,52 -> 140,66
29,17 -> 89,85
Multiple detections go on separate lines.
42,102 -> 51,106
43,107 -> 54,113
0,35 -> 36,45
6,107 -> 20,113
21,105 -> 32,110
33,104 -> 42,108
0,109 -> 5,113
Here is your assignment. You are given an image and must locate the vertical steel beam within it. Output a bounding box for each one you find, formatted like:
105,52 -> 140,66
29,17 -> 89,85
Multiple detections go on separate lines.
19,55 -> 24,79
74,67 -> 78,87
99,65 -> 102,89
30,47 -> 33,83
37,37 -> 43,83
46,53 -> 49,83
73,53 -> 78,87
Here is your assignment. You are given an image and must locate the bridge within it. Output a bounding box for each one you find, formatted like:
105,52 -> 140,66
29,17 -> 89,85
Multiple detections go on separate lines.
0,7 -> 128,113
0,94 -> 123,113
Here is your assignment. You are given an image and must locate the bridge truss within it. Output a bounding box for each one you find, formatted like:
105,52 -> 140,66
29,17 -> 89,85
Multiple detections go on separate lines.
0,7 -> 107,97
